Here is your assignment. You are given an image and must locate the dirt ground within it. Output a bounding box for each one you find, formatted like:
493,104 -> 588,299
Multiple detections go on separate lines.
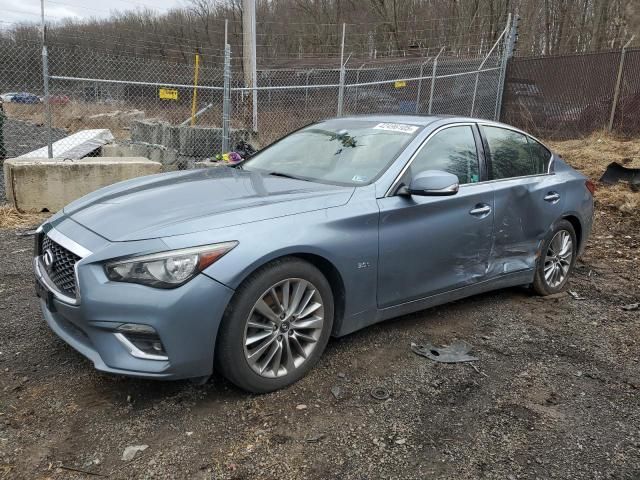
0,136 -> 639,479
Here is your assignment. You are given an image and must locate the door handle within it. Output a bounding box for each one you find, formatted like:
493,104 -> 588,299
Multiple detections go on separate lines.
469,204 -> 491,216
544,192 -> 561,203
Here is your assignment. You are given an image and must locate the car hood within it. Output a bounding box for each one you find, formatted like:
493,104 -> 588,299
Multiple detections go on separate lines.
64,167 -> 354,241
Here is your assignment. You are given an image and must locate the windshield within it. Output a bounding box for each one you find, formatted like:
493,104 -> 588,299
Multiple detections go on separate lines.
242,119 -> 421,186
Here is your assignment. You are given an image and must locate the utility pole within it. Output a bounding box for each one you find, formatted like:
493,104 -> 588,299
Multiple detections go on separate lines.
41,0 -> 53,158
242,0 -> 258,132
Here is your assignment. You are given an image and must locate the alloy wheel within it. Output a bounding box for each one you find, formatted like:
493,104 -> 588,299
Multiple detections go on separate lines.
543,230 -> 573,288
243,278 -> 325,378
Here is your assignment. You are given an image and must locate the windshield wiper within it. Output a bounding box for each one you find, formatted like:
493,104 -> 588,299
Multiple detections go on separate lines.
267,171 -> 309,181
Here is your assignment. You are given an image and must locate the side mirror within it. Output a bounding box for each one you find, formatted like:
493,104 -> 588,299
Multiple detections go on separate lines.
399,170 -> 460,196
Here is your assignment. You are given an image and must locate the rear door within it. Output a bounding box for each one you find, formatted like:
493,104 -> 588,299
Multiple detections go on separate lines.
479,124 -> 562,276
376,124 -> 494,308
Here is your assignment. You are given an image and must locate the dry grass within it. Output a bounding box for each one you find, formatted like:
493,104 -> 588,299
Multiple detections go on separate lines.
548,132 -> 640,214
0,205 -> 48,230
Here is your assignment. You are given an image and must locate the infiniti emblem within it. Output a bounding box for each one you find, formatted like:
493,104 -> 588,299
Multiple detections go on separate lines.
43,249 -> 55,269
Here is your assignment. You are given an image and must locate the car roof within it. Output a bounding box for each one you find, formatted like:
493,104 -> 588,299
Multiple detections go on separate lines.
336,114 -> 517,130
332,114 -> 551,149
337,114 -> 443,126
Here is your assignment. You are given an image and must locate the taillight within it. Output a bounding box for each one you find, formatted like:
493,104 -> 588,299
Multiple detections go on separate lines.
585,180 -> 596,195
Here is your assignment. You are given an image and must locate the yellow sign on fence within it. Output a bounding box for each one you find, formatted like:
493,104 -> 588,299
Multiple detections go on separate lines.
159,88 -> 178,100
394,80 -> 407,88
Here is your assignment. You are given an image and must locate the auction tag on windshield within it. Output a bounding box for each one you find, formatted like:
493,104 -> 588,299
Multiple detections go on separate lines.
373,123 -> 419,134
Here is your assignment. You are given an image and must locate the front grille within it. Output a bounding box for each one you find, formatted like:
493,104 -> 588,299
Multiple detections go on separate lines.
41,234 -> 80,298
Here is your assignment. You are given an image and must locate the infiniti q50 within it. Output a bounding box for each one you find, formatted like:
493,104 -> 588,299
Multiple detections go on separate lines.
34,115 -> 594,392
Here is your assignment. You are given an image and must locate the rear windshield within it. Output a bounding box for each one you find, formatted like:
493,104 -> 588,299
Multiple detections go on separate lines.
242,119 -> 421,186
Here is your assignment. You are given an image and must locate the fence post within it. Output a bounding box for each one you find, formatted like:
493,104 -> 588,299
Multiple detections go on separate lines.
304,70 -> 311,117
494,14 -> 518,121
415,57 -> 431,114
41,0 -> 53,158
428,47 -> 444,115
337,23 -> 346,117
608,35 -> 635,132
471,15 -> 511,117
354,63 -> 365,112
222,44 -> 231,153
0,102 -> 5,161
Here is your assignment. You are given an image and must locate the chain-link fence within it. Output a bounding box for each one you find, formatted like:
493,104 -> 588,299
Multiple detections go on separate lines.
236,46 -> 505,146
0,19 -> 512,166
502,47 -> 640,139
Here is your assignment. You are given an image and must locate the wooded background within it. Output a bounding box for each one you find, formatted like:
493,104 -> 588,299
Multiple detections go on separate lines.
1,0 -> 638,66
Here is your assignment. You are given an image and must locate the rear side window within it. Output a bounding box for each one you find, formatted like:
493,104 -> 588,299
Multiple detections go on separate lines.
527,137 -> 551,174
482,126 -> 539,180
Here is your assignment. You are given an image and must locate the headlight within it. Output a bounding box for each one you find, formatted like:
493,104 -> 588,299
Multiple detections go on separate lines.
105,242 -> 238,288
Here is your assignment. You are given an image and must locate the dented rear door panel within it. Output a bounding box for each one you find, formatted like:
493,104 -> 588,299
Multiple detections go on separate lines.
489,174 -> 564,276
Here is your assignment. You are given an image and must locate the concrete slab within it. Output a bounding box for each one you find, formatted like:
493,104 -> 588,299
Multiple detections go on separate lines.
130,120 -> 252,159
3,157 -> 161,212
18,129 -> 115,159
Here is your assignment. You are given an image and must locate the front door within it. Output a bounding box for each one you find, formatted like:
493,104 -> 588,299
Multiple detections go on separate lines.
376,124 -> 494,308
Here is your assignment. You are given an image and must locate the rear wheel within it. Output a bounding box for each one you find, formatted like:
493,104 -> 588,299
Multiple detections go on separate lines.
533,219 -> 577,296
215,258 -> 334,393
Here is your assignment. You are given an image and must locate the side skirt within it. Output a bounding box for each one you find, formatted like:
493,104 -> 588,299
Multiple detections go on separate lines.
336,269 -> 534,336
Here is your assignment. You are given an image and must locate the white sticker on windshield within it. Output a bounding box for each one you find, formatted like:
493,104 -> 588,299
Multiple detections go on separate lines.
373,122 -> 419,134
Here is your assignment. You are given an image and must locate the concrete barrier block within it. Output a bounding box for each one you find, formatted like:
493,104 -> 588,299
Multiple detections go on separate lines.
179,126 -> 222,157
101,143 -> 150,158
161,124 -> 180,151
3,157 -> 161,212
193,160 -> 222,169
131,120 -> 163,145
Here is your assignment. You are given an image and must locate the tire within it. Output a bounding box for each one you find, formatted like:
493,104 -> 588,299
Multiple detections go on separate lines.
215,257 -> 334,393
532,219 -> 578,296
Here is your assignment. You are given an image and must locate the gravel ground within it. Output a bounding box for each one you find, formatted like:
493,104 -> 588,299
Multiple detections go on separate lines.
0,213 -> 639,479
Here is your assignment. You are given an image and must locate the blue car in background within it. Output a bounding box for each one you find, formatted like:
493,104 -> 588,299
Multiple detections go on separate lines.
12,92 -> 42,104
33,115 -> 594,393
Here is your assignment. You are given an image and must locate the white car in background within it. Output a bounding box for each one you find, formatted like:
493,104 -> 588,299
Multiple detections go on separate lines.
0,92 -> 19,102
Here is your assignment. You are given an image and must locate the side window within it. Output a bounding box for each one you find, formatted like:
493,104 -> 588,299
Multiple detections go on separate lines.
410,126 -> 479,184
527,137 -> 551,174
482,126 -> 536,180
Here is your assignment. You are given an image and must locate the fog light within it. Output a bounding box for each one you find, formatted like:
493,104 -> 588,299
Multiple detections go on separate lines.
114,324 -> 168,361
117,323 -> 157,335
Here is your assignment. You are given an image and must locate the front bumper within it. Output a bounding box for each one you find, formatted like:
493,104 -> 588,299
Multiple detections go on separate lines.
35,227 -> 235,380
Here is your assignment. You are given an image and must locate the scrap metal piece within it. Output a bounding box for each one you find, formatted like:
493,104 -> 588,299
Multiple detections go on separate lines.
370,387 -> 390,400
411,341 -> 479,363
599,162 -> 640,188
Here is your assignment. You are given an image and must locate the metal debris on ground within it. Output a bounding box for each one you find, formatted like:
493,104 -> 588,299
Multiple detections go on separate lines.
330,385 -> 342,400
370,387 -> 390,401
121,445 -> 148,462
599,162 -> 640,189
305,433 -> 326,443
622,303 -> 639,311
569,290 -> 586,300
411,340 -> 479,363
15,229 -> 37,237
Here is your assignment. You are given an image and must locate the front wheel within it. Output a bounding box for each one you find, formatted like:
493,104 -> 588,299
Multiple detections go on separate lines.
215,258 -> 334,393
532,219 -> 577,296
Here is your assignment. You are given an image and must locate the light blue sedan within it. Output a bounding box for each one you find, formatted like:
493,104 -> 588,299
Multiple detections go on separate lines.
34,115 -> 594,392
